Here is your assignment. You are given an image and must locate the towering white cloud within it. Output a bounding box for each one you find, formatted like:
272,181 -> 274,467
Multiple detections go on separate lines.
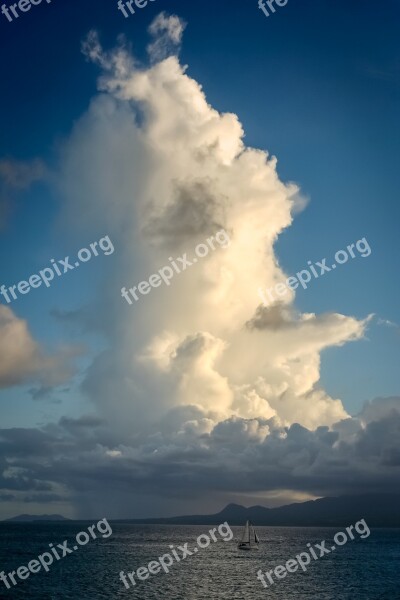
55,15 -> 370,436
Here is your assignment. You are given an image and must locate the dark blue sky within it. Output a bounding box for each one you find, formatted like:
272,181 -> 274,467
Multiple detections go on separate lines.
0,0 -> 399,426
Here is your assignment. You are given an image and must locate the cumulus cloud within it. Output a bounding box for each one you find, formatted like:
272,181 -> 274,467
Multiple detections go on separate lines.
59,17 -> 370,436
0,306 -> 79,391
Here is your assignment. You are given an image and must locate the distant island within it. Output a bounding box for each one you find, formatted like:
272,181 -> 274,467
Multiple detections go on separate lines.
3,514 -> 70,523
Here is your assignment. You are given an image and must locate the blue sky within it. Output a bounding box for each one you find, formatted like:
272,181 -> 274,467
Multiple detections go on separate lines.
0,0 -> 399,517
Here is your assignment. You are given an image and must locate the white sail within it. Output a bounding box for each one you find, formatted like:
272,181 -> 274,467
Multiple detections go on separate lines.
254,528 -> 260,543
240,520 -> 250,544
249,522 -> 260,545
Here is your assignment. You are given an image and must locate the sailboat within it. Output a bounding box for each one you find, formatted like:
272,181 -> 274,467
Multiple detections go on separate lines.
237,520 -> 260,550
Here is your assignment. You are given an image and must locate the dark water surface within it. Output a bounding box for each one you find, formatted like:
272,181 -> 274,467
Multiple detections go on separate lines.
0,523 -> 399,599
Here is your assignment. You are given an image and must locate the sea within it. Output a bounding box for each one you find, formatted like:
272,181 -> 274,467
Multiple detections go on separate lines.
0,523 -> 398,599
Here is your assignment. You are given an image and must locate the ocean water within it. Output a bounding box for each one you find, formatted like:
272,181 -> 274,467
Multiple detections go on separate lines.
0,523 -> 399,599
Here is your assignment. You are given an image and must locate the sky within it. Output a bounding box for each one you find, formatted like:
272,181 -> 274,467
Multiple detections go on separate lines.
0,0 -> 399,519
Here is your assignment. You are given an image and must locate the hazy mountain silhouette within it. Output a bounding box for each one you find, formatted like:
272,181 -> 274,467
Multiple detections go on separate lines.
4,514 -> 70,522
3,495 -> 399,525
124,494 -> 400,526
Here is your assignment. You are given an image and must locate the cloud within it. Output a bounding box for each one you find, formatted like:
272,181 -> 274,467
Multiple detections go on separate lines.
377,317 -> 399,331
28,386 -> 61,402
22,493 -> 65,503
0,493 -> 15,502
357,396 -> 400,424
0,158 -> 48,229
0,397 -> 398,517
0,158 -> 47,189
147,12 -> 186,62
0,306 -> 79,391
57,19 -> 372,440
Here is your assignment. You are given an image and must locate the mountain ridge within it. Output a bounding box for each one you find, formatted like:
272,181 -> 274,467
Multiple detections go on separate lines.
123,493 -> 400,526
3,514 -> 70,523
2,494 -> 399,526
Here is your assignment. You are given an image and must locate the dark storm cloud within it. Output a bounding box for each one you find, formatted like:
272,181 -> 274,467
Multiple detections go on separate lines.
0,399 -> 399,516
22,493 -> 65,503
0,428 -> 58,457
0,493 -> 15,502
